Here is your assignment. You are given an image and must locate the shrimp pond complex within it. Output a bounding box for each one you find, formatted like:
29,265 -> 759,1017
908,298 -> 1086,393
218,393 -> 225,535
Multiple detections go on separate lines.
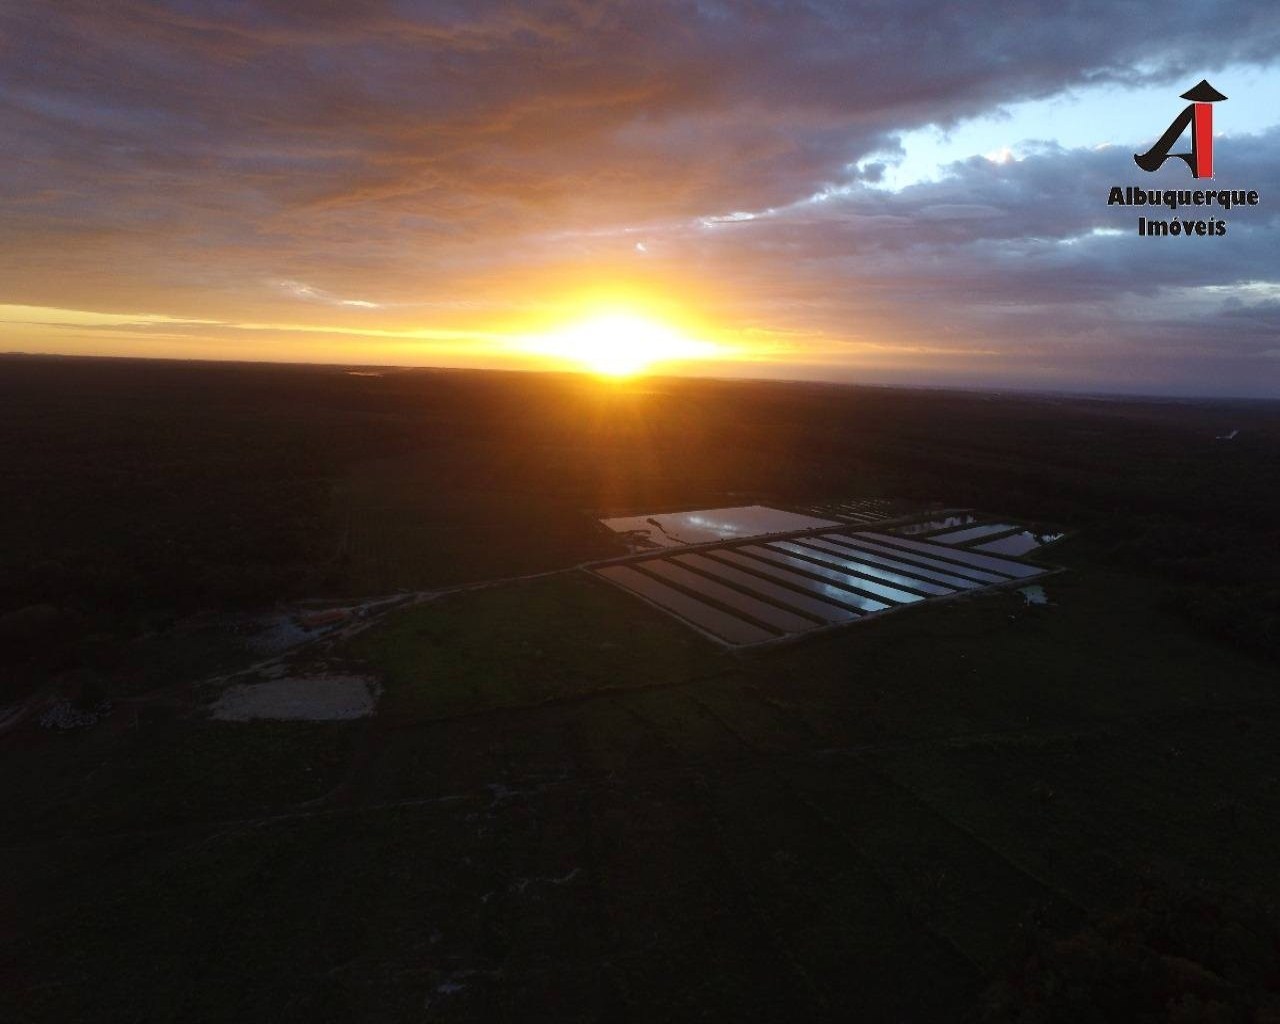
2,354 -> 1279,1021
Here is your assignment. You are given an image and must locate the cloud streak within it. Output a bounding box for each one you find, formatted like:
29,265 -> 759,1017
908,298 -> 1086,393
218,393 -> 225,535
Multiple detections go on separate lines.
1,1 -> 1278,394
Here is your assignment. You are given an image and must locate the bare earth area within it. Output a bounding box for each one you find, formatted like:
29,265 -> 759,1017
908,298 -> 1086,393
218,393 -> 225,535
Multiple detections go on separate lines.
209,675 -> 380,721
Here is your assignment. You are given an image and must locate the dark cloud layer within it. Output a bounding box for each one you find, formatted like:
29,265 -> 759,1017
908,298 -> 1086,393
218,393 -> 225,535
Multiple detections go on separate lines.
2,1 -> 1278,394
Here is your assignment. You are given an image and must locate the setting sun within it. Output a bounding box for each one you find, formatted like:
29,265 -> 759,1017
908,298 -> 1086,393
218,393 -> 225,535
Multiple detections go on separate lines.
516,311 -> 721,377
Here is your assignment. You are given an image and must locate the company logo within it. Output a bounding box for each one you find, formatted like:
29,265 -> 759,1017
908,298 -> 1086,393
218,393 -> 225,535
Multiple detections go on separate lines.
1106,79 -> 1261,238
1134,79 -> 1226,179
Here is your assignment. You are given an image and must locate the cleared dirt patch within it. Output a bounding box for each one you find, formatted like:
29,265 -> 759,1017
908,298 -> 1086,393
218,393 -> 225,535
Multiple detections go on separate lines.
210,676 -> 380,722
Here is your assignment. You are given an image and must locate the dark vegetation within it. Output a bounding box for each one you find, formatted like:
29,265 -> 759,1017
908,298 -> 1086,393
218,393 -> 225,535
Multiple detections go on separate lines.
2,354 -> 1276,696
2,354 -> 1278,1021
982,886 -> 1280,1022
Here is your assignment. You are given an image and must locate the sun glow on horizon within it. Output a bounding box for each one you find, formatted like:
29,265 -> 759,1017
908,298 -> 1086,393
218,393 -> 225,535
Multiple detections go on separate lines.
515,311 -> 722,377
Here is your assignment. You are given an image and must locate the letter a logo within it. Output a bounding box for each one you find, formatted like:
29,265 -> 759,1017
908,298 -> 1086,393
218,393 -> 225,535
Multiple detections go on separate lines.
1134,80 -> 1227,178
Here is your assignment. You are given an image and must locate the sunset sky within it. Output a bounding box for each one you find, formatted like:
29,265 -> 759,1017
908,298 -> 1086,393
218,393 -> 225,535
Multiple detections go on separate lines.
2,2 -> 1278,396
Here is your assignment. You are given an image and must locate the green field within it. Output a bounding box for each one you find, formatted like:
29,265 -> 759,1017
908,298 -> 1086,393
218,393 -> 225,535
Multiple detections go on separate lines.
4,360 -> 1277,1020
7,535 -> 1280,1021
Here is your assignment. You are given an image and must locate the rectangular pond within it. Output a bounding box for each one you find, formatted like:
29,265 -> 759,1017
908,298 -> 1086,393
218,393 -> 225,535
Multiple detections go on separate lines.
595,565 -> 777,645
814,535 -> 990,590
740,544 -> 907,610
848,532 -> 1044,579
639,559 -> 819,633
592,515 -> 1056,646
673,553 -> 859,625
708,549 -> 881,614
974,531 -> 1064,556
600,505 -> 838,549
792,537 -> 956,596
928,522 -> 1021,546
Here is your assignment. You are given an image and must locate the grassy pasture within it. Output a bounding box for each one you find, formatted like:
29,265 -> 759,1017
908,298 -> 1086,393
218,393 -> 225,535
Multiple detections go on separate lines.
3,359 -> 1279,1020
8,539 -> 1279,1020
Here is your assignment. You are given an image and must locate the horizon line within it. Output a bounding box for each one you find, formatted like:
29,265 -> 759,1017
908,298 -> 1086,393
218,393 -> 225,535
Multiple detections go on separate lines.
2,349 -> 1275,405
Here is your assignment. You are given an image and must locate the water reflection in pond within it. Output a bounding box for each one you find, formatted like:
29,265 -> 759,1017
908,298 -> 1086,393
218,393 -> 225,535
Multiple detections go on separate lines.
789,538 -> 953,596
890,514 -> 977,536
711,549 -> 881,614
640,559 -> 817,632
601,505 -> 837,549
674,553 -> 858,624
974,531 -> 1064,557
930,522 -> 1020,546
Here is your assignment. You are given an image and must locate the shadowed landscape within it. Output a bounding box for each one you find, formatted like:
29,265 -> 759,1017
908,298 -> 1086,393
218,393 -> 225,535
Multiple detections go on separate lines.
7,2 -> 1280,1018
3,355 -> 1279,1021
